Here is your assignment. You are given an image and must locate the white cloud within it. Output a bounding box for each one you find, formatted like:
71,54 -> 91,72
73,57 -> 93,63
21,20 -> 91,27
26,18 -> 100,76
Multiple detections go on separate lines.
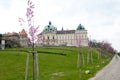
0,0 -> 27,33
0,0 -> 120,51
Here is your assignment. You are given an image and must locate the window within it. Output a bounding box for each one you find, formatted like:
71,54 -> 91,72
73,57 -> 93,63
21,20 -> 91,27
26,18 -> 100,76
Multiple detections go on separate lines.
53,36 -> 54,40
47,36 -> 49,40
48,25 -> 50,28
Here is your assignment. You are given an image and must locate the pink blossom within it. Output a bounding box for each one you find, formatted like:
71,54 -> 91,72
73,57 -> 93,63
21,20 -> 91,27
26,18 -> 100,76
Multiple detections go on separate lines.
19,0 -> 39,46
18,18 -> 25,26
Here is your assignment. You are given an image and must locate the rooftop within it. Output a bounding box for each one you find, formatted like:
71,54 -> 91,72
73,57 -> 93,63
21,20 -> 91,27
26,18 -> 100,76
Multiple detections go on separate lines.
19,29 -> 27,36
43,21 -> 57,32
77,24 -> 85,30
57,30 -> 75,34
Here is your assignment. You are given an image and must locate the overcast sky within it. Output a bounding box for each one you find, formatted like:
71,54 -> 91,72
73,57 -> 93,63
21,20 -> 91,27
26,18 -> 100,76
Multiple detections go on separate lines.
0,0 -> 120,51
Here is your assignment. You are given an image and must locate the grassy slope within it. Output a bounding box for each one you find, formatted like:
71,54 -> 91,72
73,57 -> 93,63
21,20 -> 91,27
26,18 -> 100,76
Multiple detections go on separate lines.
0,47 -> 111,80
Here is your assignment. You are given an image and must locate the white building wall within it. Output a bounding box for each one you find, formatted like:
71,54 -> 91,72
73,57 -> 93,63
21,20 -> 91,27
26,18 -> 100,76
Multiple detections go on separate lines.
38,29 -> 88,47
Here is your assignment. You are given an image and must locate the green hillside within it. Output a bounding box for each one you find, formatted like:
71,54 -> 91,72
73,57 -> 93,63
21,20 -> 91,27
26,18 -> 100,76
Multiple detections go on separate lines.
0,47 -> 112,80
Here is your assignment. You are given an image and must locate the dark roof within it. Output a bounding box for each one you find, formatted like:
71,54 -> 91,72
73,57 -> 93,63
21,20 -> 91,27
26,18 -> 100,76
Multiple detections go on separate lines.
57,30 -> 75,34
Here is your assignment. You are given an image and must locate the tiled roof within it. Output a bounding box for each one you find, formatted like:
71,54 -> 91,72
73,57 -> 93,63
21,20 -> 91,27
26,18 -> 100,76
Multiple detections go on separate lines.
19,29 -> 27,36
3,32 -> 18,37
57,30 -> 75,34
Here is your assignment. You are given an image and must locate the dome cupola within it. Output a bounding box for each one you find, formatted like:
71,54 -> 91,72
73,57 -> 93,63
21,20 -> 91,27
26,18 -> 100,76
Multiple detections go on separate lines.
43,21 -> 57,32
77,24 -> 85,30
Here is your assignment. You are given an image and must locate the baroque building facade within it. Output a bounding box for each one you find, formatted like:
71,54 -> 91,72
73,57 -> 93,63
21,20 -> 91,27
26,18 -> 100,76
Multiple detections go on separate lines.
36,21 -> 88,47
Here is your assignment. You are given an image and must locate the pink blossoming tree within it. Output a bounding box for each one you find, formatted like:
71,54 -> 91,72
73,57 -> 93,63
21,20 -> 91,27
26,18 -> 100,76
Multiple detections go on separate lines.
19,0 -> 39,51
19,0 -> 40,80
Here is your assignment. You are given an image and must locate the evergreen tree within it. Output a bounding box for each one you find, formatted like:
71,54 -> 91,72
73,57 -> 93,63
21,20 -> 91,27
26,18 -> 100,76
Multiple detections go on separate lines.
0,34 -> 2,44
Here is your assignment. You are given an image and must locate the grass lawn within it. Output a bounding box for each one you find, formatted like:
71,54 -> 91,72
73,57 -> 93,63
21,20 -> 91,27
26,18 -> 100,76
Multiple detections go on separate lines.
0,47 -> 112,80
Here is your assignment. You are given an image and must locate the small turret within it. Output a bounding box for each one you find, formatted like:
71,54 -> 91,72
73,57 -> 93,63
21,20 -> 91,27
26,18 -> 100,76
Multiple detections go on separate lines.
77,24 -> 85,30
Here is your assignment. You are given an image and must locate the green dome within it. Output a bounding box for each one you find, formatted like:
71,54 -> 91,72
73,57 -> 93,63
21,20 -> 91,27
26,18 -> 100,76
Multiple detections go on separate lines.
77,24 -> 85,30
43,21 -> 57,32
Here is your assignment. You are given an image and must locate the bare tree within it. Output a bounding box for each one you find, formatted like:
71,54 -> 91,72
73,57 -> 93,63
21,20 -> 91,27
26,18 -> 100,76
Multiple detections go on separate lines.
76,33 -> 84,80
87,37 -> 96,70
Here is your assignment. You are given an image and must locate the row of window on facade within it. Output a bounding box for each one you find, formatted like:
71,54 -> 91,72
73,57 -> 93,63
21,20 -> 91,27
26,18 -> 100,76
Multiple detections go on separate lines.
42,40 -> 88,46
43,35 -> 87,40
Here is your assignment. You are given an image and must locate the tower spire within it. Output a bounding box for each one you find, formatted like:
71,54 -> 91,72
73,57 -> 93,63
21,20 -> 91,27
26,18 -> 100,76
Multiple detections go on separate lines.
61,26 -> 64,31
